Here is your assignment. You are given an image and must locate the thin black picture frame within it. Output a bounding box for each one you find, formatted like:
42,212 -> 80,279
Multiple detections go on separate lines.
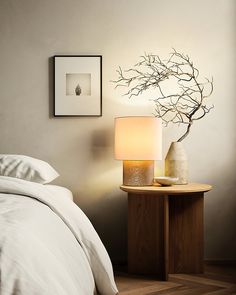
53,55 -> 102,117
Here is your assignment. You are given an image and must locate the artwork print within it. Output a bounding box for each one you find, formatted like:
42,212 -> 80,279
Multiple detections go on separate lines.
66,73 -> 91,96
54,55 -> 102,117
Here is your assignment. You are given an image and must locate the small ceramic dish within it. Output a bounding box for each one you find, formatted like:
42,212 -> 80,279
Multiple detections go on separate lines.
153,176 -> 179,186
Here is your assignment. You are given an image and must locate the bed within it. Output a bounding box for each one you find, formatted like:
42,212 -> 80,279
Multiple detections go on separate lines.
0,155 -> 118,295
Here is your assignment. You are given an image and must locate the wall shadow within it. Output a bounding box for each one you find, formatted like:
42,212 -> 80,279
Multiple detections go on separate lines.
90,128 -> 113,161
48,56 -> 54,118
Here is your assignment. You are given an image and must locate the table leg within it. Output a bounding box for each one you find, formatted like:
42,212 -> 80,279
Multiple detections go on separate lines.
128,193 -> 169,280
169,193 -> 204,273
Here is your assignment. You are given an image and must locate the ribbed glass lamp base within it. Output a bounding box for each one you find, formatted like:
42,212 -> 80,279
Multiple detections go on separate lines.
123,160 -> 154,186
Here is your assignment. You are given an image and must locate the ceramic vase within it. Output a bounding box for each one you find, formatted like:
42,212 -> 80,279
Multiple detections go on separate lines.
165,141 -> 188,184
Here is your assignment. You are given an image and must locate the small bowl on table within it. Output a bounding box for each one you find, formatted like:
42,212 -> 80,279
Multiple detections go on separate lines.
153,176 -> 179,186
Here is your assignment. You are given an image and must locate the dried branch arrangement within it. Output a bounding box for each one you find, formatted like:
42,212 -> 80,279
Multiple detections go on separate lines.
113,49 -> 213,142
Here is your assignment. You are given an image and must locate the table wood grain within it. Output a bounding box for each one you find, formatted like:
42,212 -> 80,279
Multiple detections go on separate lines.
121,183 -> 212,280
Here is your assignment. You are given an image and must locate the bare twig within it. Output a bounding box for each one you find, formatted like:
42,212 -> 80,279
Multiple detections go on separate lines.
112,49 -> 214,142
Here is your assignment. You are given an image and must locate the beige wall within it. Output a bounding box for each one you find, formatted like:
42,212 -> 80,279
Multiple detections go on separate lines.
0,0 -> 235,262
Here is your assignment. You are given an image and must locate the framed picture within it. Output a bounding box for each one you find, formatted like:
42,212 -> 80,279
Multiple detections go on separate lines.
54,55 -> 102,117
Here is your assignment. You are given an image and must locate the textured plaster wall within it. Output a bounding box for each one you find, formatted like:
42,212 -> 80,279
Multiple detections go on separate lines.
0,0 -> 235,262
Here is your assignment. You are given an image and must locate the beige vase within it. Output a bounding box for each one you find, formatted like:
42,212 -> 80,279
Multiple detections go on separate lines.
165,142 -> 188,184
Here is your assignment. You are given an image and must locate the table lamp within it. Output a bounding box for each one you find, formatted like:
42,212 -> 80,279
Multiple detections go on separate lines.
114,116 -> 162,186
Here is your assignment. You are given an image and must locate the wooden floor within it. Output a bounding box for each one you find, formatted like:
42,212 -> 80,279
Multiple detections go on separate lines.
115,264 -> 236,294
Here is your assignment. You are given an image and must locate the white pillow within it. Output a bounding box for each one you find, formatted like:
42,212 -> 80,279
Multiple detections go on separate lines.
0,155 -> 59,184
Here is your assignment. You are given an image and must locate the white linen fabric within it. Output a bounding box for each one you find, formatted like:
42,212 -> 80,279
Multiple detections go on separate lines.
0,155 -> 59,184
45,184 -> 74,201
0,176 -> 118,295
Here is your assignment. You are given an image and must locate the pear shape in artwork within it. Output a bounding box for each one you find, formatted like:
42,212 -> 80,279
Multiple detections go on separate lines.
75,84 -> 82,96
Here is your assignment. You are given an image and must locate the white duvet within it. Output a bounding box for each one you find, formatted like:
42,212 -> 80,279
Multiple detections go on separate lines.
0,176 -> 118,295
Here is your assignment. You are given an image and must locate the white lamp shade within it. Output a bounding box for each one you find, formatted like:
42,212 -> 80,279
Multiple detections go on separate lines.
114,116 -> 162,160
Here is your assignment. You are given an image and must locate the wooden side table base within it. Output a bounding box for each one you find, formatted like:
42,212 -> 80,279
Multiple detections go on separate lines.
121,183 -> 212,281
169,193 -> 204,274
128,193 -> 169,280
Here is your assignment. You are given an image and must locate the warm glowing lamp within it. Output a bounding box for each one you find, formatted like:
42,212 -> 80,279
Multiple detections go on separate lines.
114,116 -> 162,186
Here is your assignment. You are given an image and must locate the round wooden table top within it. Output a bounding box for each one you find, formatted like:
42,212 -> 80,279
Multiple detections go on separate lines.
120,183 -> 212,195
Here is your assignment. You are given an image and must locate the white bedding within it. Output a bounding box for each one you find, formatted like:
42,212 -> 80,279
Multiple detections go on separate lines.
0,176 -> 118,295
45,184 -> 74,201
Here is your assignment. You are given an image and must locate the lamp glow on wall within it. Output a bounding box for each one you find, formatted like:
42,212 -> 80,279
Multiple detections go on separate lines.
114,116 -> 162,186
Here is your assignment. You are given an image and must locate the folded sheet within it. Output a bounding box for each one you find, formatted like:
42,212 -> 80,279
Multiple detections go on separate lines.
44,184 -> 74,201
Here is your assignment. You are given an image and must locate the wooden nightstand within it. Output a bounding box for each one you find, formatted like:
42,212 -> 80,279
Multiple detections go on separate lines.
120,183 -> 212,281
